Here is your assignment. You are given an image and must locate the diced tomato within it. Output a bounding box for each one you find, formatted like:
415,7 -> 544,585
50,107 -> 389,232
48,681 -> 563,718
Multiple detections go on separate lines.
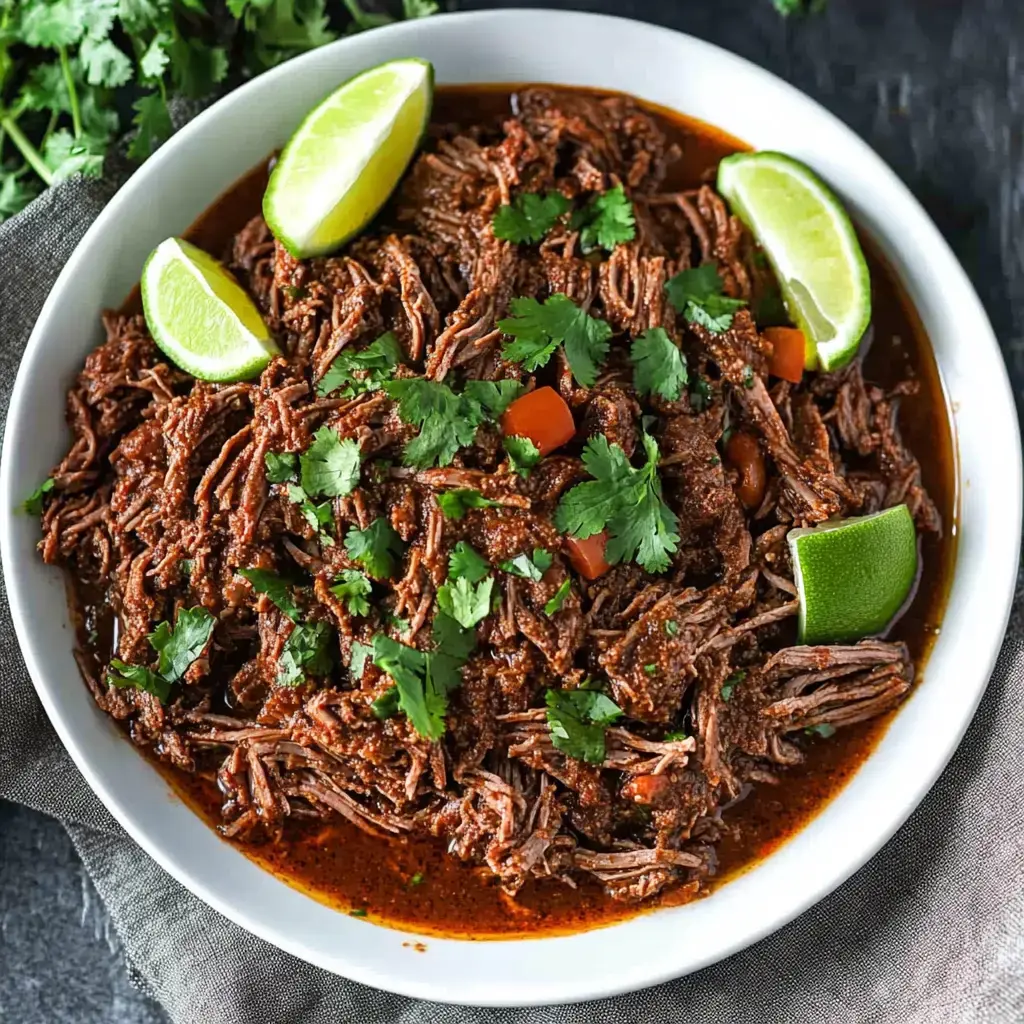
566,531 -> 611,580
764,326 -> 806,383
724,431 -> 767,509
500,386 -> 575,456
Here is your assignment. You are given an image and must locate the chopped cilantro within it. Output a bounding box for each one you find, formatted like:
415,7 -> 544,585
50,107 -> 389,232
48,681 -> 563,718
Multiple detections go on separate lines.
180,559 -> 194,577
350,639 -> 374,679
349,908 -> 368,918
644,663 -> 657,675
544,578 -> 572,616
554,432 -> 680,574
383,378 -> 484,469
264,451 -> 298,484
499,294 -> 612,388
665,620 -> 680,636
499,548 -> 553,582
344,518 -> 404,580
386,612 -> 412,634
279,620 -> 334,686
806,722 -> 837,738
664,729 -> 689,742
545,688 -> 622,763
23,477 -> 54,515
503,435 -> 541,478
448,541 -> 490,584
330,569 -> 373,616
300,426 -> 362,498
371,685 -> 400,720
570,184 -> 636,252
461,379 -> 524,419
741,365 -> 756,389
437,576 -> 494,630
108,660 -> 170,703
238,567 -> 301,622
492,190 -> 570,244
720,669 -> 747,702
773,0 -> 828,14
371,612 -> 475,740
689,375 -> 714,413
631,327 -> 688,401
666,264 -> 747,334
408,871 -> 425,887
435,489 -> 501,520
317,332 -> 403,398
286,483 -> 334,543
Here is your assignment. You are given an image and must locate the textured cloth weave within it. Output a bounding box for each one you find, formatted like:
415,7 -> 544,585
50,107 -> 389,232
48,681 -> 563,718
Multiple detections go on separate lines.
1,174 -> 1022,1024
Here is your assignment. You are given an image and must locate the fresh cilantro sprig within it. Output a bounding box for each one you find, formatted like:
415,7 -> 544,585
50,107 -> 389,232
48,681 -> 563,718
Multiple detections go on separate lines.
300,426 -> 363,498
437,576 -> 494,630
544,578 -> 571,616
436,489 -> 501,520
108,606 -> 215,703
265,451 -> 298,483
631,327 -> 688,401
499,294 -> 612,388
666,264 -> 747,335
238,567 -> 301,621
0,2 -> 436,223
23,477 -> 54,514
448,541 -> 490,584
492,190 -> 570,244
570,185 -> 636,253
499,548 -> 553,582
555,432 -> 680,574
330,569 -> 373,616
317,332 -> 402,398
545,688 -> 623,763
344,518 -> 405,579
503,435 -> 541,478
279,620 -> 334,686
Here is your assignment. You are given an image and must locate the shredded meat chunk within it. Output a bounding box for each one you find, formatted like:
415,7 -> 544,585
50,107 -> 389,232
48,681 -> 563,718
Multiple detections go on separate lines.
34,87 -> 943,913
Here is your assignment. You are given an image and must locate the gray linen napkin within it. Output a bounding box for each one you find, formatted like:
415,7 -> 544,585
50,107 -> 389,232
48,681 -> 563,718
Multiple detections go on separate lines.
1,173 -> 1023,1024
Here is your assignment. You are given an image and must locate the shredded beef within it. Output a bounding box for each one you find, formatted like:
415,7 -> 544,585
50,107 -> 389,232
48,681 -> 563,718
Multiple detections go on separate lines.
35,88 -> 940,910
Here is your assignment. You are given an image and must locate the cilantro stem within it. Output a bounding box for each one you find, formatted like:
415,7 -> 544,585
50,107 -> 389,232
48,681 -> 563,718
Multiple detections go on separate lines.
1,116 -> 52,186
58,47 -> 82,139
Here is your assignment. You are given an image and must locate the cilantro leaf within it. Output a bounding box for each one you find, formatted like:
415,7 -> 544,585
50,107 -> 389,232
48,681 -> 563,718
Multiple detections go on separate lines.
571,185 -> 636,253
23,478 -> 55,515
437,576 -> 494,630
108,660 -> 170,703
383,378 -> 485,469
545,688 -> 622,763
432,610 -> 477,663
492,190 -> 570,244
44,129 -> 104,181
127,91 -> 172,161
300,426 -> 362,498
286,483 -> 334,543
462,379 -> 524,418
554,432 -> 680,573
372,685 -> 400,720
720,669 -> 747,702
79,36 -> 133,88
344,518 -> 404,579
499,548 -> 553,582
631,328 -> 688,401
403,0 -> 440,18
147,606 -> 215,683
499,294 -> 612,388
544,578 -> 571,616
350,639 -> 374,679
279,620 -> 334,686
139,33 -> 171,81
503,435 -> 541,478
435,489 -> 501,520
371,636 -> 440,739
330,569 -> 373,616
665,264 -> 747,335
265,451 -> 298,483
317,332 -> 402,398
238,567 -> 301,621
449,541 -> 490,584
21,1 -> 84,48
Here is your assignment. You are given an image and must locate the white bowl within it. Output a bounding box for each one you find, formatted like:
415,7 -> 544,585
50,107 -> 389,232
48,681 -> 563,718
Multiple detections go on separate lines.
1,9 -> 1019,1007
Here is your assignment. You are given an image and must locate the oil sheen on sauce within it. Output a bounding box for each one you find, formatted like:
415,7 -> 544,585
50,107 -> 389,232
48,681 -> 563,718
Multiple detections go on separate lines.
135,85 -> 957,938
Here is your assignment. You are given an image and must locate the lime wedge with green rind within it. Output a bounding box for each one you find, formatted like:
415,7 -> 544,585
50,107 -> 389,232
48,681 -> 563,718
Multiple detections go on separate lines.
141,237 -> 280,382
788,505 -> 918,644
264,58 -> 434,259
717,151 -> 871,372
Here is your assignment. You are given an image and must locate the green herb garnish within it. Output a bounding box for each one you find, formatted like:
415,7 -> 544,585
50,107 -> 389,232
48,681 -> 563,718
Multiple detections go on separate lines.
300,426 -> 362,498
278,620 -> 334,686
23,477 -> 54,515
503,435 -> 541,478
448,541 -> 490,584
499,548 -> 553,582
631,327 -> 688,401
344,518 -> 404,580
545,688 -> 622,763
570,184 -> 636,253
317,332 -> 402,398
806,722 -> 837,738
492,190 -> 570,244
265,451 -> 298,483
544,578 -> 572,616
330,569 -> 372,616
238,567 -> 301,621
435,489 -> 501,520
720,669 -> 747,702
555,432 -> 679,574
350,639 -> 374,679
437,576 -> 494,630
499,294 -> 612,388
666,264 -> 747,334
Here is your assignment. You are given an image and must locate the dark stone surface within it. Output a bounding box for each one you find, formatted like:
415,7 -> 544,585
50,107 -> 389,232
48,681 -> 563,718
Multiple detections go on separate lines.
2,2 -> 1021,1021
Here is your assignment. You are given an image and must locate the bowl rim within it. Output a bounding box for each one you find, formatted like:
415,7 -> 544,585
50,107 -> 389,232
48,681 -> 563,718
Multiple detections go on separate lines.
1,7 -> 1020,1006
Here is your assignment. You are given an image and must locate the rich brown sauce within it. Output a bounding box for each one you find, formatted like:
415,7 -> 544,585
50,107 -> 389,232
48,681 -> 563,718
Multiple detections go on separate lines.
119,85 -> 956,937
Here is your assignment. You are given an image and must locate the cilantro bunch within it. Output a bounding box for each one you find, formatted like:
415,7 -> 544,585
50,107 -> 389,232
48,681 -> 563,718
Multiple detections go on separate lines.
0,0 -> 436,223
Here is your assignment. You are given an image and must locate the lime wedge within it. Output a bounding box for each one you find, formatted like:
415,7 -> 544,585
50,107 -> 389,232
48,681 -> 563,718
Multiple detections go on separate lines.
717,152 -> 871,371
264,58 -> 434,258
141,237 -> 279,382
788,505 -> 918,644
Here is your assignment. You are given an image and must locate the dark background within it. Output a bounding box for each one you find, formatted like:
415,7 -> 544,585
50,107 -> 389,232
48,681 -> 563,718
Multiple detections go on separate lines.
2,1 -> 1022,1021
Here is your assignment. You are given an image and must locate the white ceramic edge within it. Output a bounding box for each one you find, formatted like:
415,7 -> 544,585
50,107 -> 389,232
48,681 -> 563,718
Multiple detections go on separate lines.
1,9 -> 1020,1007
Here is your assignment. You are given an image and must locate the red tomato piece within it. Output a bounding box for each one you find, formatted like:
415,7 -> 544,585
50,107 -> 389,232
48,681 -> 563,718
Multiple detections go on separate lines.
566,531 -> 611,580
724,431 -> 767,509
764,326 -> 806,384
500,386 -> 576,456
